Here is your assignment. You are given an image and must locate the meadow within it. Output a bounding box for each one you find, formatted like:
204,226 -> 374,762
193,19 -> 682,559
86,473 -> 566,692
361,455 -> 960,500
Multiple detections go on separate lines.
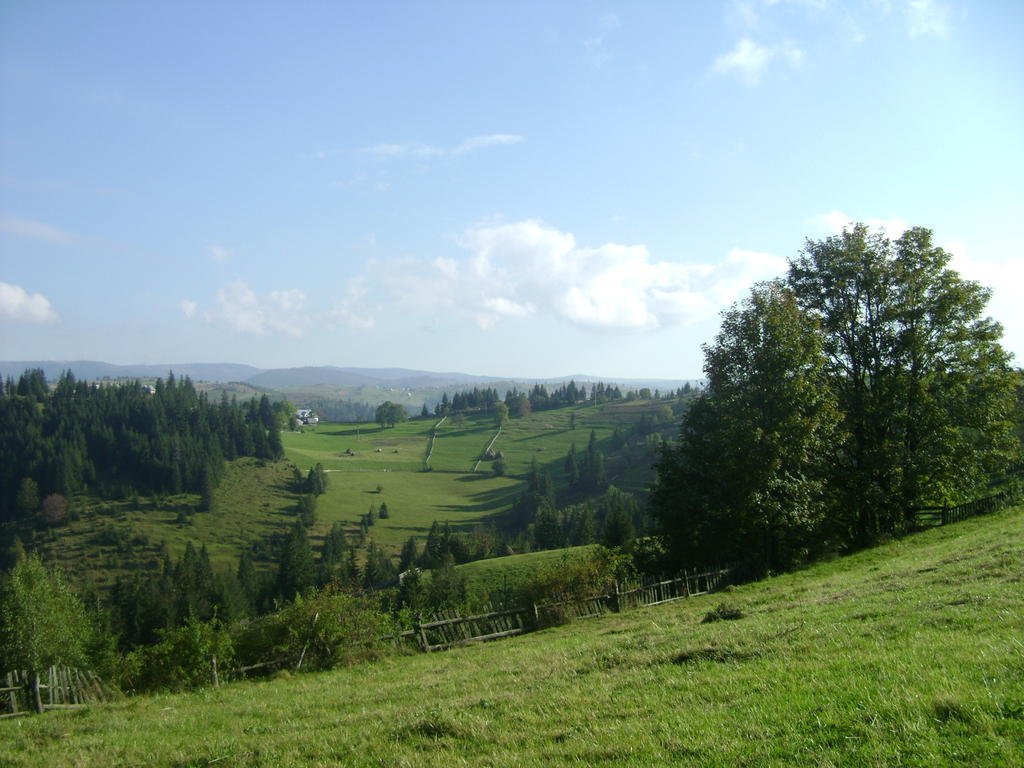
32,458 -> 299,587
284,402 -> 670,554
28,400 -> 675,587
3,505 -> 1021,767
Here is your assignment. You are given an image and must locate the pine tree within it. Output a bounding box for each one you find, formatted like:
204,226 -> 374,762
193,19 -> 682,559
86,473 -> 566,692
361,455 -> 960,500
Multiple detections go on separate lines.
277,522 -> 316,600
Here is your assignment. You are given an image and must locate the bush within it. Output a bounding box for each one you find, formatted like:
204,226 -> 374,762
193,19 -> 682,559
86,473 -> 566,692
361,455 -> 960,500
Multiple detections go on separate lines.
701,602 -> 745,623
518,547 -> 632,619
125,616 -> 235,693
233,587 -> 393,672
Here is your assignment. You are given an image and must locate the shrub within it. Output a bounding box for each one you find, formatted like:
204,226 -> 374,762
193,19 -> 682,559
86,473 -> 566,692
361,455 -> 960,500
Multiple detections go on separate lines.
124,616 -> 235,693
701,602 -> 745,623
518,546 -> 633,619
233,587 -> 393,672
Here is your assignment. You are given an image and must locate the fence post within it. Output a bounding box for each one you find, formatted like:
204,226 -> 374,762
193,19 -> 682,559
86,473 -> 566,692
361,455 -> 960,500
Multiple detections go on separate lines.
29,670 -> 43,714
415,613 -> 429,653
211,655 -> 219,688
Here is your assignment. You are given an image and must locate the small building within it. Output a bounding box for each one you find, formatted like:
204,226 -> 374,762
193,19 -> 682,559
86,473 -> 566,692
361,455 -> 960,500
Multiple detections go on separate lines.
296,408 -> 319,425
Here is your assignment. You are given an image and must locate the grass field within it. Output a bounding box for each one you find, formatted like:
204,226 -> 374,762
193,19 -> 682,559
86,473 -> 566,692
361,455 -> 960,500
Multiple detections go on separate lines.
25,401 -> 675,588
33,458 -> 300,588
457,544 -> 598,603
4,506 -> 1021,766
311,470 -> 521,551
283,402 -> 672,554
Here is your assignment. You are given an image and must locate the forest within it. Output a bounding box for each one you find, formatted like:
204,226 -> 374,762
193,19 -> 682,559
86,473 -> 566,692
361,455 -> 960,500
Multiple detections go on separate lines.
0,371 -> 287,524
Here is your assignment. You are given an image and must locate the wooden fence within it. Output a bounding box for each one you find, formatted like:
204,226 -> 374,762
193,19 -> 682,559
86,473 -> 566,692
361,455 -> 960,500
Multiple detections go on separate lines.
912,486 -> 1018,529
1,666 -> 116,719
411,567 -> 732,653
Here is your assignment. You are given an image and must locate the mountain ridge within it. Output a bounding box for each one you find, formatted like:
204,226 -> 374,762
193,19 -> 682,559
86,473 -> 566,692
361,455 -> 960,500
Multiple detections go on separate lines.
0,360 -> 696,391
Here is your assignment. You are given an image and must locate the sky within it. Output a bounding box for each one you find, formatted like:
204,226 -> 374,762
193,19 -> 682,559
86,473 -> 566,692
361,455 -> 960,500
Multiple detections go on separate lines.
1,0 -> 1022,380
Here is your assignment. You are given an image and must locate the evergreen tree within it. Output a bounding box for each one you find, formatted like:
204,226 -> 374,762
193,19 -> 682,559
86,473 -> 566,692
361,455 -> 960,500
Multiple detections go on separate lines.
277,522 -> 316,599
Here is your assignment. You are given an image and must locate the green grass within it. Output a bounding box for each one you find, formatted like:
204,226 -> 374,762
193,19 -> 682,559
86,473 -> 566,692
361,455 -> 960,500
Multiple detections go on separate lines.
29,401 -> 675,587
5,506 -> 1022,767
282,419 -> 435,472
457,545 -> 598,603
311,470 -> 521,551
287,403 -> 672,555
33,458 -> 300,588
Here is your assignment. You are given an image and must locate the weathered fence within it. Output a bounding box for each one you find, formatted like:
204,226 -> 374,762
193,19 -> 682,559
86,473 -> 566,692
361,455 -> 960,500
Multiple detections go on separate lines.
912,486 -> 1019,529
0,667 -> 116,718
410,567 -> 732,653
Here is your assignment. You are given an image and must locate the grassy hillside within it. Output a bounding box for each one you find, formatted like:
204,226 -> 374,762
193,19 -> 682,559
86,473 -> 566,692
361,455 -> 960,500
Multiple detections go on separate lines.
284,402 -> 674,555
21,400 -> 675,588
457,544 -> 598,603
4,506 -> 1021,767
30,458 -> 301,588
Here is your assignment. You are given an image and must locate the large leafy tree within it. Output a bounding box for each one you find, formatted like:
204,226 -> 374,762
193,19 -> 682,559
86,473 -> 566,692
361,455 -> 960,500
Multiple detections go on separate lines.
0,553 -> 91,672
651,281 -> 839,576
789,225 -> 1017,541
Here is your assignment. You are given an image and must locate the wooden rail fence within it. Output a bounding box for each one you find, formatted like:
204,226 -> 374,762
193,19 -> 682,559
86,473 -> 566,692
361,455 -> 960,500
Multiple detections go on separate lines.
1,666 -> 116,718
411,567 -> 732,653
912,486 -> 1018,529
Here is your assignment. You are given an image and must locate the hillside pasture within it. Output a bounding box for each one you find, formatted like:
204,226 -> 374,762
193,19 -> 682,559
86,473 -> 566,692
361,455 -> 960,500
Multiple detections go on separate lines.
4,506 -> 1021,767
282,419 -> 435,471
311,470 -> 521,552
33,458 -> 301,589
457,544 -> 598,604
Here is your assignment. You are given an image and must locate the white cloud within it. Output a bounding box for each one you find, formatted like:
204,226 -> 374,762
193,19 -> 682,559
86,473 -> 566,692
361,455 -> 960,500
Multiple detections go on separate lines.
179,299 -> 197,319
362,220 -> 786,333
807,210 -> 910,240
712,38 -> 804,85
907,0 -> 950,39
0,282 -> 60,324
204,280 -> 309,337
0,215 -> 73,245
329,276 -> 375,331
270,288 -> 306,312
359,134 -> 525,159
943,241 -> 1024,364
209,245 -> 231,262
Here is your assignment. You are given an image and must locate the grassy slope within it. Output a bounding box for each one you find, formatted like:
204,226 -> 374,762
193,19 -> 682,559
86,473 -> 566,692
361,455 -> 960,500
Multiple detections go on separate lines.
287,403 -> 670,554
5,507 -> 1022,767
29,401 -> 671,586
456,545 -> 598,603
33,458 -> 299,587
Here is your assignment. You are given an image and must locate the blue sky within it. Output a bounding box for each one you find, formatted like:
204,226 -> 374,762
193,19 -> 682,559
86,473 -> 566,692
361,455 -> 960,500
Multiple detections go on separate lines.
1,0 -> 1021,379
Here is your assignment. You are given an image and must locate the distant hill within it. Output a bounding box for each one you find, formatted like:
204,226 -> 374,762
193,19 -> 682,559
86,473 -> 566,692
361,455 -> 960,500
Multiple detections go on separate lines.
0,360 -> 265,383
0,360 -> 696,391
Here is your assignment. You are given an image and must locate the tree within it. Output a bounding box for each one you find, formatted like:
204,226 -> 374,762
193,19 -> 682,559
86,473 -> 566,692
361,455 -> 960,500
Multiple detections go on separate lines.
15,478 -> 40,518
277,522 -> 316,599
789,224 -> 1017,541
494,401 -> 509,428
40,493 -> 69,527
651,281 -> 839,576
0,553 -> 90,675
375,401 -> 407,429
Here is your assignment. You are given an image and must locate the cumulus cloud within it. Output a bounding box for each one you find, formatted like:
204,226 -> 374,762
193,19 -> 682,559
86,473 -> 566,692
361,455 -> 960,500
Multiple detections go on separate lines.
712,37 -> 804,85
209,245 -> 231,262
0,215 -> 73,245
807,210 -> 910,240
359,134 -> 524,159
204,280 -> 309,337
943,240 -> 1024,363
364,220 -> 786,333
907,0 -> 951,39
329,276 -> 376,331
0,282 -> 60,324
179,299 -> 197,319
